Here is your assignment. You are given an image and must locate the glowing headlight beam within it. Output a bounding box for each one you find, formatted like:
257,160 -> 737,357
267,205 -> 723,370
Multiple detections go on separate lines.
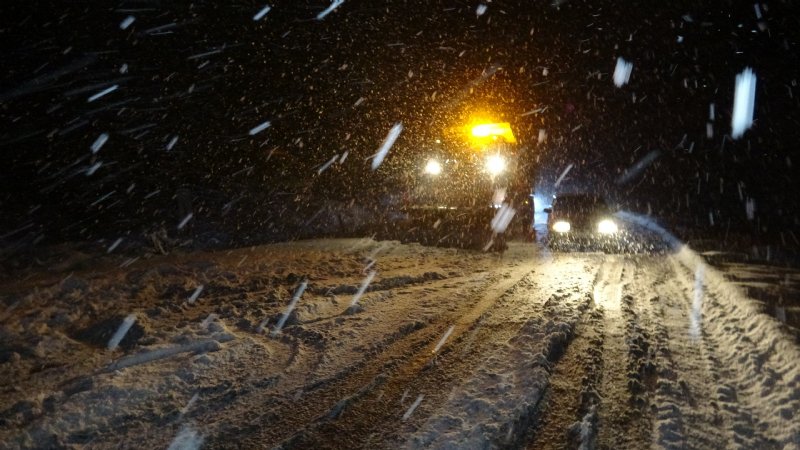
597,219 -> 618,234
552,221 -> 571,233
485,154 -> 506,175
424,159 -> 442,175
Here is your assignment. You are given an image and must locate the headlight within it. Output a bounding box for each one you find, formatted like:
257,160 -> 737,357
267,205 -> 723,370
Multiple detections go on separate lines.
552,221 -> 571,233
597,219 -> 618,234
424,159 -> 442,175
485,154 -> 506,176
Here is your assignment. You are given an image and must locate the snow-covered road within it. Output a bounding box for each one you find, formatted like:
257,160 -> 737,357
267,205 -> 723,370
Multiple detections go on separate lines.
1,233 -> 798,449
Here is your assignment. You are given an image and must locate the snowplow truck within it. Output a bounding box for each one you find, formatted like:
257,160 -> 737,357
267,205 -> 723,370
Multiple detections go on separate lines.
398,122 -> 534,250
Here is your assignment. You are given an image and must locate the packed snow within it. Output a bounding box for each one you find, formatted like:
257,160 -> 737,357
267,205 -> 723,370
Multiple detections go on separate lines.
1,228 -> 797,448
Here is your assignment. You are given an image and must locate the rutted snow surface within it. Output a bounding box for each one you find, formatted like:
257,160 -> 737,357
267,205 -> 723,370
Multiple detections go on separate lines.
0,236 -> 798,449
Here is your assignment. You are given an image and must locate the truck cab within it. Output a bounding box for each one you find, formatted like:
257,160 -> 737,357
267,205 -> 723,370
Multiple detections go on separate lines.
399,121 -> 535,249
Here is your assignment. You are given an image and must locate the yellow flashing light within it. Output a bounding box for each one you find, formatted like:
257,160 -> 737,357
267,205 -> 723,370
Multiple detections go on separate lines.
468,122 -> 516,144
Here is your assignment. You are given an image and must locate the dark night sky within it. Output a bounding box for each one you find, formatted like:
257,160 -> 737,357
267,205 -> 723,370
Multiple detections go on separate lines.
1,0 -> 799,246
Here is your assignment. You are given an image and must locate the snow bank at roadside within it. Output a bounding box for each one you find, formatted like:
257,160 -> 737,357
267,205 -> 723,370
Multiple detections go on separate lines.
619,211 -> 800,448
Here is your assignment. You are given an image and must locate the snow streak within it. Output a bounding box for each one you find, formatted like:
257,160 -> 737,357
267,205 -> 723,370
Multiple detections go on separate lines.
180,393 -> 200,415
350,270 -> 376,307
316,0 -> 344,20
86,161 -> 102,176
177,212 -> 194,229
432,325 -> 454,353
248,120 -> 271,136
554,163 -> 573,187
402,394 -> 424,421
90,133 -> 109,153
371,122 -> 402,170
731,67 -> 756,139
612,57 -> 633,87
490,204 -> 515,233
166,426 -> 204,450
253,5 -> 272,21
188,285 -> 204,304
317,154 -> 338,174
119,16 -> 136,30
107,314 -> 137,350
107,237 -> 123,253
616,150 -> 660,184
87,84 -> 118,102
746,197 -> 756,220
166,135 -> 179,151
271,280 -> 308,336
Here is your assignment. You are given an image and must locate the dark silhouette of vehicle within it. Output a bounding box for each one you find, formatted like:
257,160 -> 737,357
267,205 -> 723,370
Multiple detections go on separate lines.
398,121 -> 534,250
545,193 -> 621,251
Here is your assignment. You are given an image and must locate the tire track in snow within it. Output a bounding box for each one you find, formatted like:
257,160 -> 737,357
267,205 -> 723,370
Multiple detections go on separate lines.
285,265 -> 551,449
662,256 -> 787,449
591,256 -> 655,449
185,271 -> 495,445
406,255 -> 598,449
523,299 -> 603,450
647,263 -> 732,450
205,264 -> 538,448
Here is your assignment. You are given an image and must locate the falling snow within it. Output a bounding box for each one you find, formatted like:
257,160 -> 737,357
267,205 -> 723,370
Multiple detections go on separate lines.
87,84 -> 119,102
253,5 -> 272,21
107,314 -> 137,350
731,67 -> 757,139
248,120 -> 271,136
316,0 -> 345,20
371,122 -> 403,170
612,57 -> 633,87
